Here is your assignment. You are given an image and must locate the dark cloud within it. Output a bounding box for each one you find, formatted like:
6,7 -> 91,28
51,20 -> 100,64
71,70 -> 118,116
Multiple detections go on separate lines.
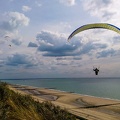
37,43 -> 79,56
56,57 -> 78,61
28,42 -> 38,47
11,39 -> 22,46
0,21 -> 14,32
6,53 -> 37,67
73,57 -> 82,60
79,42 -> 107,55
36,30 -> 82,57
35,30 -> 109,58
56,57 -> 67,60
0,60 -> 5,67
97,48 -> 116,58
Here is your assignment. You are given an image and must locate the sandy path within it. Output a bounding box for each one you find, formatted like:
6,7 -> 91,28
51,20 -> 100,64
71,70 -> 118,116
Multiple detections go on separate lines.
9,84 -> 120,120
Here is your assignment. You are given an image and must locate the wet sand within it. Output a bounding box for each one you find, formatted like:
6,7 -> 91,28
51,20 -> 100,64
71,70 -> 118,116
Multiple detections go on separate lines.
9,84 -> 120,120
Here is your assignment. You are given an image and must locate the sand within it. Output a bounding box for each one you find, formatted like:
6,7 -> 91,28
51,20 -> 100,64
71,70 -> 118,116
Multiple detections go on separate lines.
9,84 -> 120,120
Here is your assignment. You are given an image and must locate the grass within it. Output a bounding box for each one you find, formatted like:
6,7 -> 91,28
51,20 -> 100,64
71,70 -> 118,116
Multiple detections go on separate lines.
0,82 -> 77,120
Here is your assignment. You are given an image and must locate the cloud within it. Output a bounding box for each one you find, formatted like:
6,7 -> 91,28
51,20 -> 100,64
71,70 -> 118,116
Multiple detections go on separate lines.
73,57 -> 82,60
112,36 -> 120,44
8,12 -> 30,28
28,42 -> 38,47
0,60 -> 4,68
79,42 -> 107,55
22,5 -> 31,12
35,30 -> 109,58
36,30 -> 81,56
0,12 -> 30,32
56,57 -> 70,60
0,12 -> 30,47
11,38 -> 22,46
97,48 -> 118,58
82,0 -> 120,24
6,53 -> 38,67
35,1 -> 42,7
59,0 -> 76,6
81,0 -> 120,59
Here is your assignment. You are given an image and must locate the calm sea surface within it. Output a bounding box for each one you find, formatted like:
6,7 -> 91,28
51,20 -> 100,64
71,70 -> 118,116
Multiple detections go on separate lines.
1,78 -> 120,100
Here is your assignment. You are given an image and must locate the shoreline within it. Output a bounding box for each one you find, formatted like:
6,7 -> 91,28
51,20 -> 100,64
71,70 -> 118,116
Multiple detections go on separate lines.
9,83 -> 120,120
2,77 -> 120,100
10,83 -> 120,102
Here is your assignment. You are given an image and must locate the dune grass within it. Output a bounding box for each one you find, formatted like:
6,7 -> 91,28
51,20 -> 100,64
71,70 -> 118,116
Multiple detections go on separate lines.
0,82 -> 77,120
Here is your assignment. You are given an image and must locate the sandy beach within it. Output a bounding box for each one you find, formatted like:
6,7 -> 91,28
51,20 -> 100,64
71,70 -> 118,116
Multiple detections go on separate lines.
9,84 -> 120,120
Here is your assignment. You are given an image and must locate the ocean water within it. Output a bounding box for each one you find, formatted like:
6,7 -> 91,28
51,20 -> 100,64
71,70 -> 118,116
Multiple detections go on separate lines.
1,78 -> 120,100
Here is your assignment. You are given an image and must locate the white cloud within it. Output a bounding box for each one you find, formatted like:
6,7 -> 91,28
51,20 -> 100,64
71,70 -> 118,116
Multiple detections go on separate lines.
43,22 -> 72,33
35,1 -> 42,7
0,12 -> 30,48
82,0 -> 120,25
0,12 -> 30,33
8,12 -> 30,27
0,11 -> 29,33
22,5 -> 31,12
59,0 -> 76,6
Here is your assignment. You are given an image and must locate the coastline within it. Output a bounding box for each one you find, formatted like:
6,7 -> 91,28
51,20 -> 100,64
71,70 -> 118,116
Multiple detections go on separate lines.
9,84 -> 120,120
10,83 -> 120,101
3,77 -> 120,100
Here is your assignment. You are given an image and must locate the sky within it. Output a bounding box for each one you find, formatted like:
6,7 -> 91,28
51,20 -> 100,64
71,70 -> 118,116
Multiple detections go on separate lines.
0,0 -> 120,79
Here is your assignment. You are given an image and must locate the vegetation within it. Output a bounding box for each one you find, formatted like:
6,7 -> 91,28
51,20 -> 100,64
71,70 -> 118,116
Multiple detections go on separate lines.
0,82 -> 76,120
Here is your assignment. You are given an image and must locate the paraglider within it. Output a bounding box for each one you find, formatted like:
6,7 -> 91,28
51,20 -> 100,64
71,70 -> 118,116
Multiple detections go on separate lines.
4,35 -> 12,48
9,44 -> 12,47
68,23 -> 120,41
4,35 -> 10,39
68,23 -> 120,75
93,67 -> 99,75
4,35 -> 10,41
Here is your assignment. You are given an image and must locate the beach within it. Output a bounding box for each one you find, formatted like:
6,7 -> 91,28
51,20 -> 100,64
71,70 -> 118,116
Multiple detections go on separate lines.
9,84 -> 120,120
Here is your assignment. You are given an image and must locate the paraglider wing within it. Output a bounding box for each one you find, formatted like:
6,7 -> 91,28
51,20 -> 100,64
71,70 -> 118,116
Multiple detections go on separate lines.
4,35 -> 10,38
68,23 -> 120,41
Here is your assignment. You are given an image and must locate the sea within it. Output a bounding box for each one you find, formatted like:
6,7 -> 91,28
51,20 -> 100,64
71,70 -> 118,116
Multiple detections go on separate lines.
1,78 -> 120,100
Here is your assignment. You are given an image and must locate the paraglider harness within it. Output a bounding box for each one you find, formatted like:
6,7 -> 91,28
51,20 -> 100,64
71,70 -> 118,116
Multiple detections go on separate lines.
93,67 -> 99,75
